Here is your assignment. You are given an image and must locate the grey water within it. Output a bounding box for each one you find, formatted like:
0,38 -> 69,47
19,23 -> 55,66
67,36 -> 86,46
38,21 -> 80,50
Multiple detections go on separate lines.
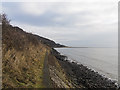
55,47 -> 118,81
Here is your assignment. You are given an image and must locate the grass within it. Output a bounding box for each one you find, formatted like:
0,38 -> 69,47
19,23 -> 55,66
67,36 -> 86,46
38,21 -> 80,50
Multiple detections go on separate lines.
2,43 -> 48,88
33,49 -> 47,88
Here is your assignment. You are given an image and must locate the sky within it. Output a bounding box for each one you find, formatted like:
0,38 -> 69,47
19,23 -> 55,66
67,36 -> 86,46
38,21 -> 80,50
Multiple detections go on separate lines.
2,0 -> 118,47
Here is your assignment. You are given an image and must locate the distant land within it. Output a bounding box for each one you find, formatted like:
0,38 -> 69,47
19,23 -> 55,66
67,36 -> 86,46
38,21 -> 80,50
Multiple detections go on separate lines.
57,46 -> 116,48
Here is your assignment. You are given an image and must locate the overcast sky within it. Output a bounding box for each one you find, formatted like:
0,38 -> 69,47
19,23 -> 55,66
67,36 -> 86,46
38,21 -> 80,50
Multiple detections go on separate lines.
2,0 -> 118,47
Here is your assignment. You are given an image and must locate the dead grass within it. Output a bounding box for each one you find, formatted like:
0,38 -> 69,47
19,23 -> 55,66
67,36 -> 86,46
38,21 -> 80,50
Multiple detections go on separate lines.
2,43 -> 48,88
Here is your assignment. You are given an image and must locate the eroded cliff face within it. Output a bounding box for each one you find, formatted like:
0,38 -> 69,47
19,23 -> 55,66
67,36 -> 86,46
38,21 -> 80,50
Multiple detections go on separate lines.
2,24 -> 72,88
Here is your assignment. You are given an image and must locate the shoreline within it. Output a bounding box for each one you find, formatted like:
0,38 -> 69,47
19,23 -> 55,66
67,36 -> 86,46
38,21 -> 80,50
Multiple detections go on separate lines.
52,48 -> 118,88
55,46 -> 118,49
66,57 -> 118,83
55,47 -> 118,82
67,58 -> 118,85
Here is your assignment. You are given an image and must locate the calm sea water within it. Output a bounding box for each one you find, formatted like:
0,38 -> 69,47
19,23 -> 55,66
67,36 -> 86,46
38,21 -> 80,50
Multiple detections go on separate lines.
55,48 -> 118,81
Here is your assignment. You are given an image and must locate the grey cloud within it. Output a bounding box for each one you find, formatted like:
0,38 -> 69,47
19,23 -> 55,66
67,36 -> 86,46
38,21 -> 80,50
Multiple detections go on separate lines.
2,1 -> 118,47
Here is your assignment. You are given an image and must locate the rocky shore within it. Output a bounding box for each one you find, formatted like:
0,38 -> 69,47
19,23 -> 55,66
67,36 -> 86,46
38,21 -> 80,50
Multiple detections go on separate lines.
52,48 -> 118,89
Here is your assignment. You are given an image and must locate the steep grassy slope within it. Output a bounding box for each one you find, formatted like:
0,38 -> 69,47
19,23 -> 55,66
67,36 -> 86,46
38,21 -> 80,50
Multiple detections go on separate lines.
2,23 -> 72,88
3,43 -> 47,88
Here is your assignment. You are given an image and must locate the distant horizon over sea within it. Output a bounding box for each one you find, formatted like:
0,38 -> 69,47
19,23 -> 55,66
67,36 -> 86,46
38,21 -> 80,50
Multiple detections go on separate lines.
55,47 -> 118,82
63,46 -> 118,48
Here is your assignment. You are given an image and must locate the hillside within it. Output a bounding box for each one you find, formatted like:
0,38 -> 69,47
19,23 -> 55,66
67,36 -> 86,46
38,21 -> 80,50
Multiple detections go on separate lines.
2,19 -> 74,88
32,34 -> 65,48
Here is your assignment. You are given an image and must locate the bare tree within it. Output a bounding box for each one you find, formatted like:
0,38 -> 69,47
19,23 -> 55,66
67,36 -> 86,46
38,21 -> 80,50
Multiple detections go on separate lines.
2,14 -> 11,25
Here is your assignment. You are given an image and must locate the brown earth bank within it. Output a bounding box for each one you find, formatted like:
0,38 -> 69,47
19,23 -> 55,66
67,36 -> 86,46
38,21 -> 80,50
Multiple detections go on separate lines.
2,15 -> 118,89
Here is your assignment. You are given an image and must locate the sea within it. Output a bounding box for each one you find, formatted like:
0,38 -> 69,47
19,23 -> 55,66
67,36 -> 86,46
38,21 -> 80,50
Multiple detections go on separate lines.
55,47 -> 118,82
